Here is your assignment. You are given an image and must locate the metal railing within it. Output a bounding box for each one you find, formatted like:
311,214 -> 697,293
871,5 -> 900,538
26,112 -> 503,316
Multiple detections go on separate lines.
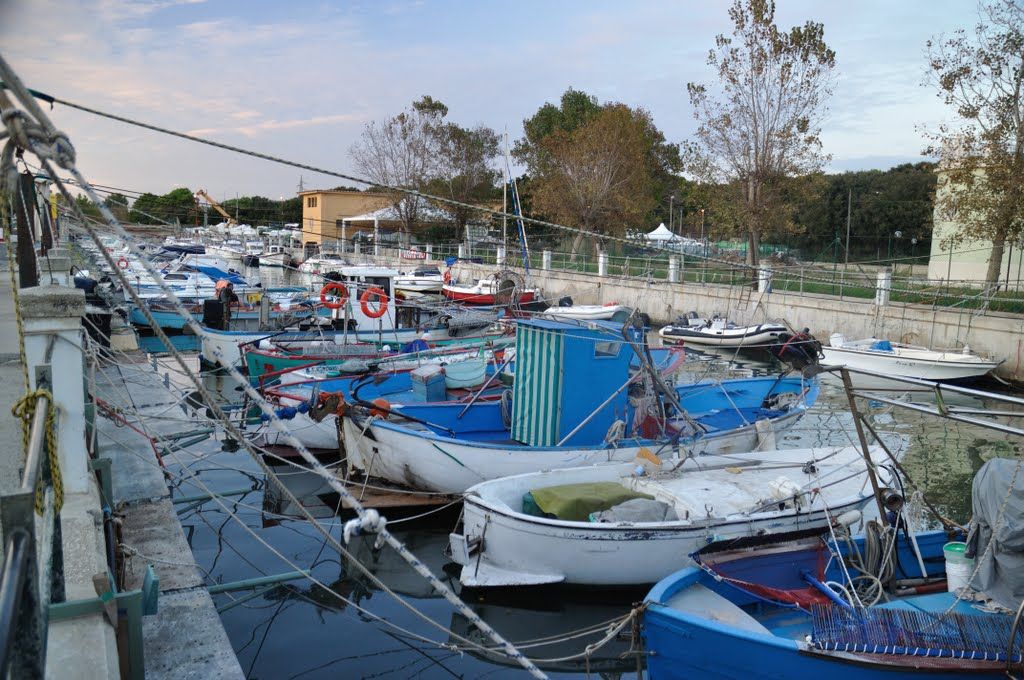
0,392 -> 63,679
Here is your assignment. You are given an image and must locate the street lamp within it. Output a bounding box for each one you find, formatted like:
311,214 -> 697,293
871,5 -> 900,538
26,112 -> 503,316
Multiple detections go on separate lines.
669,194 -> 675,233
888,230 -> 902,267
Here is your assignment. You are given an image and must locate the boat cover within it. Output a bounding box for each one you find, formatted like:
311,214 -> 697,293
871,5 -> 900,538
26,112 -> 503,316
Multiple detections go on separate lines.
590,498 -> 678,523
967,458 -> 1024,610
523,482 -> 654,522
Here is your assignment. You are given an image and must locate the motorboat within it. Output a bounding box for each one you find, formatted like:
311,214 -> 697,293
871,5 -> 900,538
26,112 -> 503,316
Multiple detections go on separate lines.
450,445 -> 888,587
538,303 -> 633,323
395,266 -> 444,295
298,253 -> 351,276
821,334 -> 1001,381
659,314 -> 790,348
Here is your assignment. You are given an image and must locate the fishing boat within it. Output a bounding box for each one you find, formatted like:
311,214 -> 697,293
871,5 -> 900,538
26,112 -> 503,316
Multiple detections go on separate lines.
659,314 -> 790,348
257,353 -> 504,449
821,334 -> 1001,381
341,318 -> 817,493
394,266 -> 445,295
442,278 -> 538,305
450,445 -> 888,587
640,369 -> 1024,679
129,288 -> 315,331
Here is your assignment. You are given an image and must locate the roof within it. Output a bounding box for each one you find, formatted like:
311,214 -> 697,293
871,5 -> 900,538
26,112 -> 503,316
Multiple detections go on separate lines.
344,197 -> 457,223
297,189 -> 393,197
519,318 -> 625,334
647,223 -> 680,241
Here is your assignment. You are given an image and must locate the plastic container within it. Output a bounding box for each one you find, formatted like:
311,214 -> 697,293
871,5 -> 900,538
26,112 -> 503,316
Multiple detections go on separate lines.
411,364 -> 446,402
443,358 -> 486,389
943,541 -> 973,592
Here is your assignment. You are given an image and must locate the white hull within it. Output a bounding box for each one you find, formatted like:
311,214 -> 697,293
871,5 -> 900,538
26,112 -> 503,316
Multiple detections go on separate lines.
540,304 -> 632,321
341,408 -> 803,494
394,276 -> 444,293
260,252 -> 291,268
452,446 -> 886,587
821,344 -> 999,381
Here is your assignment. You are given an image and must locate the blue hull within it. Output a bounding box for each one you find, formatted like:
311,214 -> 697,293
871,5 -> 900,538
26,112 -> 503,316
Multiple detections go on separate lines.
642,530 -> 1004,679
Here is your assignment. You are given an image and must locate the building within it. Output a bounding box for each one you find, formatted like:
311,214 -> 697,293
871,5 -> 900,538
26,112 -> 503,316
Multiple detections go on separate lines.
926,161 -> 1024,290
297,189 -> 393,246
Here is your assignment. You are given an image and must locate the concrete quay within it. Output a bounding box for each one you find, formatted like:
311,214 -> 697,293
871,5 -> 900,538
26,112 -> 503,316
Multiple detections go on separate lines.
0,277 -> 242,678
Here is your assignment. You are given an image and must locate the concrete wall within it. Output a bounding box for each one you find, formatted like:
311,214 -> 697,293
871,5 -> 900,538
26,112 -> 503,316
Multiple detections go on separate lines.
374,252 -> 1024,380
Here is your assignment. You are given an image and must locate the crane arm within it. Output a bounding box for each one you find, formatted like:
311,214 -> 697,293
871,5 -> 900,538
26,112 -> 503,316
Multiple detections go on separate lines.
195,189 -> 237,225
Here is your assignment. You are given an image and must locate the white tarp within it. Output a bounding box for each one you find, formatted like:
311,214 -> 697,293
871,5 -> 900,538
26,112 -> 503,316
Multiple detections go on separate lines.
646,223 -> 680,242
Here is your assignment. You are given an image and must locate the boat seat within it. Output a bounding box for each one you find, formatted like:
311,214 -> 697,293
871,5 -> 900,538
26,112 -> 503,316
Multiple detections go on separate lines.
665,583 -> 771,635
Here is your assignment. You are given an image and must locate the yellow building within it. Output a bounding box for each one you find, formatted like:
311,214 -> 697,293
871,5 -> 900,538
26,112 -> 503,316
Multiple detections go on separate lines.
298,189 -> 393,245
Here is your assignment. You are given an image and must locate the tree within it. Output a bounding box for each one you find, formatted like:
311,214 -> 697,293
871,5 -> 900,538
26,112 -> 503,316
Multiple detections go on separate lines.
529,104 -> 659,258
426,123 -> 500,233
516,89 -> 678,257
925,0 -> 1024,285
685,0 -> 836,268
104,193 -> 130,221
349,96 -> 448,245
129,187 -> 196,224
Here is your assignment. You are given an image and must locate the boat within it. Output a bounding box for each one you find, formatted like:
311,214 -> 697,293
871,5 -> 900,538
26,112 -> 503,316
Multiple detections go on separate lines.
298,253 -> 351,276
394,266 -> 444,294
442,278 -> 538,305
256,353 -> 506,449
659,314 -> 791,348
450,445 -> 889,587
260,245 -> 292,268
533,300 -> 634,323
640,369 -> 1024,679
821,334 -> 1001,381
341,318 -> 818,493
129,289 -> 315,331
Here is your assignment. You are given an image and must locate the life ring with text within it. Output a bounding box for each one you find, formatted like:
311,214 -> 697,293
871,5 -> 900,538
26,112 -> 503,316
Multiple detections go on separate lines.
360,286 -> 389,318
117,257 -> 129,269
443,270 -> 452,284
319,282 -> 349,309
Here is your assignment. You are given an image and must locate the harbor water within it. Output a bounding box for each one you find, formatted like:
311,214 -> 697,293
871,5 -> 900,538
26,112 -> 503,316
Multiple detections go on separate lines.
164,328 -> 1022,678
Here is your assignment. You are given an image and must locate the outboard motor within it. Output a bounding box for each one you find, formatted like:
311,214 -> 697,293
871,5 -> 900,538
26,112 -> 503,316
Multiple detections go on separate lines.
202,300 -> 225,330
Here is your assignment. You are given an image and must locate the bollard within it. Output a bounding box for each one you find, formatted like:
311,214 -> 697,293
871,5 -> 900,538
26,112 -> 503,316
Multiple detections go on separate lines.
426,244 -> 433,259
496,246 -> 506,266
758,265 -> 773,293
875,269 -> 892,306
18,286 -> 89,493
354,241 -> 361,255
458,244 -> 466,259
542,250 -> 552,271
668,257 -> 679,283
598,252 -> 608,277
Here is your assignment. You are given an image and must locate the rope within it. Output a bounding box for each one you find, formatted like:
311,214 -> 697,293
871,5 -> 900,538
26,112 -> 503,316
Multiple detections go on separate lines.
0,58 -> 547,679
12,388 -> 63,514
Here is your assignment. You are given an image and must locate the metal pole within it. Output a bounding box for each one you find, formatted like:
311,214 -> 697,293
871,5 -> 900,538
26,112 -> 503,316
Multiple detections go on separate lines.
15,172 -> 39,288
838,368 -> 890,524
844,187 -> 852,266
0,531 -> 30,677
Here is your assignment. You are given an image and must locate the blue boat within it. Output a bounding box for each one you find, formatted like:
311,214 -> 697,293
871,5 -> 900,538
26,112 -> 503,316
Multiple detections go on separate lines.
340,318 -> 818,493
642,455 -> 1024,679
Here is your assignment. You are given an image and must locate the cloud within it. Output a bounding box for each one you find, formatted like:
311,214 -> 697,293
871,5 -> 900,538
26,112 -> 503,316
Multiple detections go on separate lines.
187,113 -> 367,138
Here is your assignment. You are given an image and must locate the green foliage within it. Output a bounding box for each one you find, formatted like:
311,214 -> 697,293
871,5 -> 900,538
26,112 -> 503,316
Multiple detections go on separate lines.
515,88 -> 678,255
74,194 -> 102,220
129,190 -> 197,224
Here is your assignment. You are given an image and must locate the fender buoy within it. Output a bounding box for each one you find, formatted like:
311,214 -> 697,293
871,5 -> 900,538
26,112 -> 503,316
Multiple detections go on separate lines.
443,270 -> 452,284
370,397 -> 391,418
319,282 -> 349,310
117,257 -> 129,269
360,286 -> 389,319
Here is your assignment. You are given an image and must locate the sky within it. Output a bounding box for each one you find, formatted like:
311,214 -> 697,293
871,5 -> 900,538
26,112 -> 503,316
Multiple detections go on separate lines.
0,0 -> 981,203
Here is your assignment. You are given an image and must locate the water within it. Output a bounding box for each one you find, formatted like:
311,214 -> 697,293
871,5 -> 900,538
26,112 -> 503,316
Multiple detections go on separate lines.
151,279 -> 1024,678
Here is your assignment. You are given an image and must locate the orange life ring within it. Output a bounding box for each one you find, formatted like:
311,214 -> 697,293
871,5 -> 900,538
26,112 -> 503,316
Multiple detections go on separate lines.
117,257 -> 129,269
443,270 -> 452,284
319,282 -> 349,309
360,286 -> 389,318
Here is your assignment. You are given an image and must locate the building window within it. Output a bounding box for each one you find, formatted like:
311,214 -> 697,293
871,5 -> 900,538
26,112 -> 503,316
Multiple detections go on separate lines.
307,196 -> 318,208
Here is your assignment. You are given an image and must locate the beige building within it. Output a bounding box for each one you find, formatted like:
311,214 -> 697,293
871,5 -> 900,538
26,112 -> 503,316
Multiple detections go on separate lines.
298,189 -> 393,245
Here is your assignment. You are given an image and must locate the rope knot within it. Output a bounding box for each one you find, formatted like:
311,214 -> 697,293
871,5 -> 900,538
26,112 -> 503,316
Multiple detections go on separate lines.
342,509 -> 387,548
12,389 -> 63,515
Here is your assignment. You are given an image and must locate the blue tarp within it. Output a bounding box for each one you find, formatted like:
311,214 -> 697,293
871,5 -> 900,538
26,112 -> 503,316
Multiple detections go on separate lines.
869,340 -> 894,352
192,265 -> 248,286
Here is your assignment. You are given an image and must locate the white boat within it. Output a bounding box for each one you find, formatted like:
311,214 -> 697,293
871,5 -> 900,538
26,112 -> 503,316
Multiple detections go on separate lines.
821,334 -> 1001,381
394,266 -> 444,294
659,315 -> 789,347
449,445 -> 889,587
260,246 -> 292,268
539,303 -> 632,322
298,253 -> 350,275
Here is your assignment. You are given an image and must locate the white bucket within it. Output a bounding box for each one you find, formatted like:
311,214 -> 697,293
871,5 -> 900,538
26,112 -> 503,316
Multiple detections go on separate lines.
943,542 -> 973,592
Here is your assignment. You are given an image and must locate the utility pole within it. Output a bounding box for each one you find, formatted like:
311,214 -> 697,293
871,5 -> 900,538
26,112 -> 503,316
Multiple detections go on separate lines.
844,187 -> 852,267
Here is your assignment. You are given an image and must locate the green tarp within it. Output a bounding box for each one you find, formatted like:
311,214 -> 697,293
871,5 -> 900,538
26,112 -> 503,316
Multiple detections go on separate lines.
523,482 -> 654,522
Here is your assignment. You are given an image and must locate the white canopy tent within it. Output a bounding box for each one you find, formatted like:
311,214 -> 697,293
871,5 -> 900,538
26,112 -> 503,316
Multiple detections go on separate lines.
646,223 -> 681,242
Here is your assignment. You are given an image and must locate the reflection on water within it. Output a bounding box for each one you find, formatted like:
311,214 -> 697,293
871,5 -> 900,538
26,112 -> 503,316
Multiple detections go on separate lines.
168,323 -> 1024,678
